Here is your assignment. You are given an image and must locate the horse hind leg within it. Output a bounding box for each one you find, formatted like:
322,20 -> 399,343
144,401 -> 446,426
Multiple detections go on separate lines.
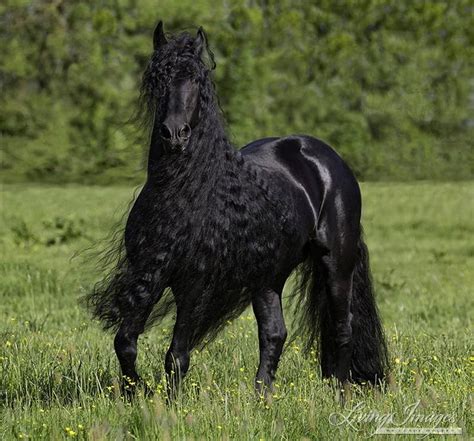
320,237 -> 388,387
310,255 -> 354,406
252,287 -> 287,397
323,269 -> 354,383
298,248 -> 353,383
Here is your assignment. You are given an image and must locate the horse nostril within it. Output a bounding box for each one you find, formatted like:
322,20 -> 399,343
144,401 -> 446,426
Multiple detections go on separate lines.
160,124 -> 172,140
179,123 -> 191,140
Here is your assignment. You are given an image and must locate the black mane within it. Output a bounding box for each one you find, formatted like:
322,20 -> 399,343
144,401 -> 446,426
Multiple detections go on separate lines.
87,30 -> 296,348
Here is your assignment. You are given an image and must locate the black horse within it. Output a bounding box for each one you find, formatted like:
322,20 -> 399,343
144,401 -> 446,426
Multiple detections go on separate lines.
87,22 -> 388,398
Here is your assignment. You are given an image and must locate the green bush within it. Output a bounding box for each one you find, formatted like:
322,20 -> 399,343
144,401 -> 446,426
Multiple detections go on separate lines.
1,0 -> 472,183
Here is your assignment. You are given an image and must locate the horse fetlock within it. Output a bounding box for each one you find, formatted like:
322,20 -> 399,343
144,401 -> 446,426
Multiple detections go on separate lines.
165,350 -> 190,377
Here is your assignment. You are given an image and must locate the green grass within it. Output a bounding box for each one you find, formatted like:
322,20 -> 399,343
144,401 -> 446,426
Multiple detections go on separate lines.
0,182 -> 472,440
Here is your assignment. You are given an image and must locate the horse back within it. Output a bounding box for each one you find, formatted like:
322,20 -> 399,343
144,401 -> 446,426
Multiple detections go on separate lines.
241,135 -> 362,249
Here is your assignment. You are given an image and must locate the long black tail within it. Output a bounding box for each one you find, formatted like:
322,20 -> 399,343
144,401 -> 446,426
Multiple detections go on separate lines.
349,237 -> 388,383
294,233 -> 389,384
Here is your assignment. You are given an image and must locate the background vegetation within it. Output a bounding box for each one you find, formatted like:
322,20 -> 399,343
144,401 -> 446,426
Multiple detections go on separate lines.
1,0 -> 473,184
1,182 -> 472,439
1,1 -> 473,439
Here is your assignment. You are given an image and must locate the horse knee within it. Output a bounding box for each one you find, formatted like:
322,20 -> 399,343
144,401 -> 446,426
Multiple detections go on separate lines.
114,330 -> 137,360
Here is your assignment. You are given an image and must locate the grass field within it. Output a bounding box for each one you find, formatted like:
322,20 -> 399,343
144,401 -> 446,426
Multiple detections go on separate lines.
0,182 -> 472,440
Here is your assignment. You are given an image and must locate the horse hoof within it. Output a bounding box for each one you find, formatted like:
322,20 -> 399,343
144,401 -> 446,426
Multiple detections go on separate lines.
254,379 -> 274,404
120,376 -> 151,401
335,381 -> 352,406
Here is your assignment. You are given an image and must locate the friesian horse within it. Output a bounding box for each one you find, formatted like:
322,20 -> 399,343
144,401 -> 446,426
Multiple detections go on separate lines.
86,22 -> 388,399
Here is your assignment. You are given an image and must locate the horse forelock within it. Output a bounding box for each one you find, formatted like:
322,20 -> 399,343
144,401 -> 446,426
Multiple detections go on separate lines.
138,32 -> 215,128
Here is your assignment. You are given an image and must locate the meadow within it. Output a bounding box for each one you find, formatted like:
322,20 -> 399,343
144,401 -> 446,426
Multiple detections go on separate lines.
0,182 -> 472,440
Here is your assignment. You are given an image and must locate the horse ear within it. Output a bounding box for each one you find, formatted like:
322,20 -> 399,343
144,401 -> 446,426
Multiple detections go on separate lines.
153,21 -> 167,50
194,26 -> 216,70
194,26 -> 206,56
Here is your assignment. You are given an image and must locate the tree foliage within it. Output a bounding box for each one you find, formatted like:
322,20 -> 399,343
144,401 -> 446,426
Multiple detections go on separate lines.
1,0 -> 472,183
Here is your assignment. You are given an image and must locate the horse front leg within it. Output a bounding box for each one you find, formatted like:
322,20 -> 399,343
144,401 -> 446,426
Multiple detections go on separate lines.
252,288 -> 287,398
165,308 -> 192,401
114,282 -> 161,397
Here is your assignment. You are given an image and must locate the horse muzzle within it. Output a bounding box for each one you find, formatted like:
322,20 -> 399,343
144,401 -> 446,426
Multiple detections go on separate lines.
160,122 -> 191,153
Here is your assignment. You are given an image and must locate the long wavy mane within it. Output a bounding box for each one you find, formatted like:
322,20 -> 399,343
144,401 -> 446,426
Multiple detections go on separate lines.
86,30 -> 297,349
